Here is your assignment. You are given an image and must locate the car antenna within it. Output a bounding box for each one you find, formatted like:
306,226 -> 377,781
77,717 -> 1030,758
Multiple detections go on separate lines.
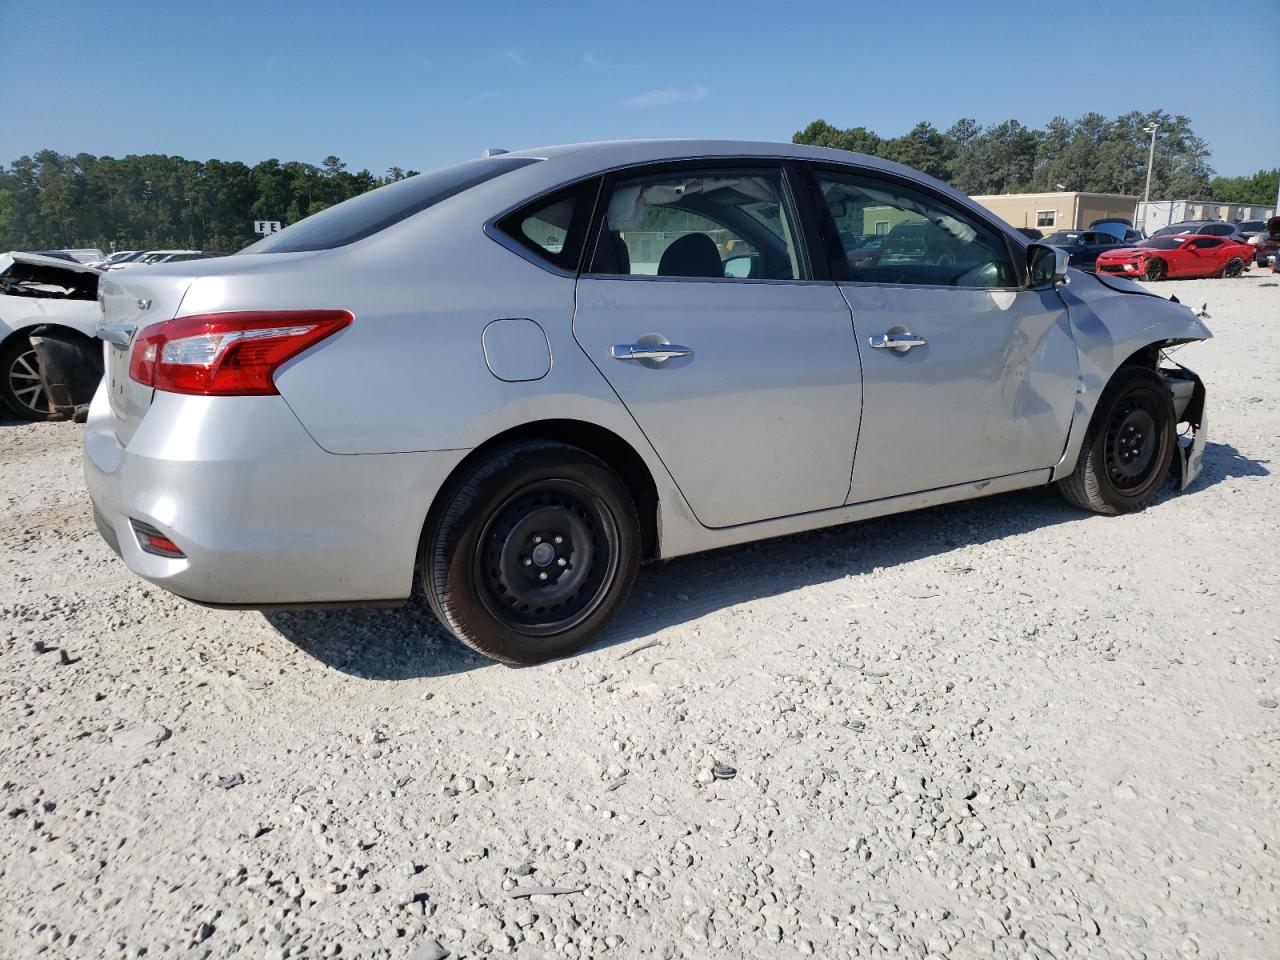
481,148 -> 510,158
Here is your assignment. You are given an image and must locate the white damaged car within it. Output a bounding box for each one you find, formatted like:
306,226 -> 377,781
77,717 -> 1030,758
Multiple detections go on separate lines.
1,252 -> 103,419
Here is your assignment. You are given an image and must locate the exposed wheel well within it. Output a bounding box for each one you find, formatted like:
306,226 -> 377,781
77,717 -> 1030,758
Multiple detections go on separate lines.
1119,338 -> 1200,372
1119,343 -> 1162,370
429,419 -> 662,562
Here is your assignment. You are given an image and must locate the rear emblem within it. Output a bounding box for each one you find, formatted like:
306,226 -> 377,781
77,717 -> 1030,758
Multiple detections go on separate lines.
136,298 -> 152,311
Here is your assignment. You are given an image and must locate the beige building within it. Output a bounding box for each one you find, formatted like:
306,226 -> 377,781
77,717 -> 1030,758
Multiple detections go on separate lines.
971,191 -> 1138,233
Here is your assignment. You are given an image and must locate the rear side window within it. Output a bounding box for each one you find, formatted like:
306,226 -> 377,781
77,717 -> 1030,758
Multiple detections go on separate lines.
244,156 -> 539,254
494,178 -> 600,273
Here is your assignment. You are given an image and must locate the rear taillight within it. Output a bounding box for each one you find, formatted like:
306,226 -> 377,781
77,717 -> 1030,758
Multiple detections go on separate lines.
128,310 -> 352,396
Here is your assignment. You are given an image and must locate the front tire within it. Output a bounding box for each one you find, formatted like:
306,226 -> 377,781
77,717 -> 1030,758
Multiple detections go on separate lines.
422,441 -> 641,664
1142,257 -> 1166,281
1058,366 -> 1176,515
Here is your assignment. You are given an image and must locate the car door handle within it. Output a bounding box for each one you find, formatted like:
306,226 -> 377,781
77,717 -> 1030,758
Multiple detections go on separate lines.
610,343 -> 694,363
869,332 -> 927,353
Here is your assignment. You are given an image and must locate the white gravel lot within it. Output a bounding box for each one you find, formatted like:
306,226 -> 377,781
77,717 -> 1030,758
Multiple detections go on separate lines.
2,275 -> 1277,960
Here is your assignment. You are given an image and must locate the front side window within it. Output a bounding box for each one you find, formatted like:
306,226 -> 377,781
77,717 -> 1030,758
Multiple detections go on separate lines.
589,167 -> 807,280
815,170 -> 1017,288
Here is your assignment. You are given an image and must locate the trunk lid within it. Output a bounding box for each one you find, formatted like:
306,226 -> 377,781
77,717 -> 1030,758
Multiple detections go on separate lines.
98,269 -> 196,445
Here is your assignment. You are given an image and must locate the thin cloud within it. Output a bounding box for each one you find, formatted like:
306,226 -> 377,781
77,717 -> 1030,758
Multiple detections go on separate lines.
503,48 -> 524,66
584,52 -> 641,70
622,85 -> 709,109
468,91 -> 502,105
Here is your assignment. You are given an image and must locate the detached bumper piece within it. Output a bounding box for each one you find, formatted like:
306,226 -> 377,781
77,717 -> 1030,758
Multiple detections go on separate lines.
1162,363 -> 1207,491
30,328 -> 103,422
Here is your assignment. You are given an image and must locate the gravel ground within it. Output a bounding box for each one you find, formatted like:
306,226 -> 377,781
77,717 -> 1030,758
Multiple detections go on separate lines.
2,275 -> 1277,960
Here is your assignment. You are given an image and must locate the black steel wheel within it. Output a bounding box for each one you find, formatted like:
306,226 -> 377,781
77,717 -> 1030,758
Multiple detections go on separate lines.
1058,365 -> 1176,515
423,440 -> 640,664
1103,398 -> 1160,492
476,479 -> 619,636
1142,257 -> 1166,281
1222,257 -> 1244,278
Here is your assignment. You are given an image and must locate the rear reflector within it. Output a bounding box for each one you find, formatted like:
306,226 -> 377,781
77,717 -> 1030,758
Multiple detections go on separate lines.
131,520 -> 186,558
129,309 -> 352,396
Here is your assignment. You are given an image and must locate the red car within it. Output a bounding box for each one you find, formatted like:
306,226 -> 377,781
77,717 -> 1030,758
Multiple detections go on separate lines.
1095,234 -> 1253,280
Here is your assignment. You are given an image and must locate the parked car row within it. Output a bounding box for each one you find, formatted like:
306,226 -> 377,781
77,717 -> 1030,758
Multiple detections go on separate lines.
88,250 -> 220,269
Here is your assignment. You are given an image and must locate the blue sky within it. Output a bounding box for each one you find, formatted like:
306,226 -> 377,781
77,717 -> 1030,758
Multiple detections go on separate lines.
3,0 -> 1277,178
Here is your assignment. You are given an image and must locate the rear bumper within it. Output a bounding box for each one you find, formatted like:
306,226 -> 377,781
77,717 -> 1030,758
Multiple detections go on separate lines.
83,384 -> 468,605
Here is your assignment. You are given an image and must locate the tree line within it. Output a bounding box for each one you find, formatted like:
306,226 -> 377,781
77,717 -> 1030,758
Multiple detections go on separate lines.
795,110 -> 1277,208
1,109 -> 1274,254
0,152 -> 418,254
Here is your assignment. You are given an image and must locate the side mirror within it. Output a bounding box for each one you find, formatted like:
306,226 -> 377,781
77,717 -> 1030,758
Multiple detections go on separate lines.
723,254 -> 754,279
1028,243 -> 1069,285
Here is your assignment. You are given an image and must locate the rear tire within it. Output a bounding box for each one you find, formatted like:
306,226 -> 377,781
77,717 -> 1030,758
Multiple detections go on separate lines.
422,441 -> 641,664
1058,366 -> 1176,515
1221,257 -> 1244,278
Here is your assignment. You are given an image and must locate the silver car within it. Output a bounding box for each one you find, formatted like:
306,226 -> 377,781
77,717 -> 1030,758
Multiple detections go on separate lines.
85,140 -> 1210,663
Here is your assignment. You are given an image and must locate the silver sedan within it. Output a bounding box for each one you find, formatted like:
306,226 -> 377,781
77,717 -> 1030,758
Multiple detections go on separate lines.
85,140 -> 1209,663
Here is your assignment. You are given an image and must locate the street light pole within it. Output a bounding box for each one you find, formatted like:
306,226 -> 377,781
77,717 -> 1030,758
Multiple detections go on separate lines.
1141,122 -> 1159,231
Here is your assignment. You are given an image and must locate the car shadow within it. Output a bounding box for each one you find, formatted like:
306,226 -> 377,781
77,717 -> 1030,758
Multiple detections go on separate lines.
266,440 -> 1267,679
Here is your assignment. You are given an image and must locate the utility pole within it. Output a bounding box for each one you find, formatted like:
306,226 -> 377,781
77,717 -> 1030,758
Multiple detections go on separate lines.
1141,122 -> 1159,231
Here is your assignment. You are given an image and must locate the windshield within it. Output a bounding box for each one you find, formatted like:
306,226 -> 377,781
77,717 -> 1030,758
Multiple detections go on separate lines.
243,156 -> 539,254
1043,232 -> 1083,244
1138,237 -> 1188,250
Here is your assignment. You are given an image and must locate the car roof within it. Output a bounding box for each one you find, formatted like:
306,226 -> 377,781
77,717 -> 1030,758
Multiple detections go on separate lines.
504,138 -> 937,177
489,138 -> 1003,234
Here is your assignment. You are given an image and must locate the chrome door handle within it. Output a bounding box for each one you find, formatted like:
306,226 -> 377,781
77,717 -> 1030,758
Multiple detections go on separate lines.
98,322 -> 138,347
869,332 -> 927,353
611,343 -> 694,363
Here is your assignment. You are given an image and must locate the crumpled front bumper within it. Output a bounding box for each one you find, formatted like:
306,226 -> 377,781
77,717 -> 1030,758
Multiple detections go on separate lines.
1165,362 -> 1207,491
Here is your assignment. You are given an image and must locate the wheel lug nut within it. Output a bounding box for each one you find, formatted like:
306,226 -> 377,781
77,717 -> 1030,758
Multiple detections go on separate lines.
554,535 -> 563,544
533,535 -> 542,544
539,571 -> 548,581
557,557 -> 567,566
522,557 -> 532,566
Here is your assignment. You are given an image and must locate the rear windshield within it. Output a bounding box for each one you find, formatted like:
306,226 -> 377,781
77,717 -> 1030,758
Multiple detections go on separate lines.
243,156 -> 539,254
